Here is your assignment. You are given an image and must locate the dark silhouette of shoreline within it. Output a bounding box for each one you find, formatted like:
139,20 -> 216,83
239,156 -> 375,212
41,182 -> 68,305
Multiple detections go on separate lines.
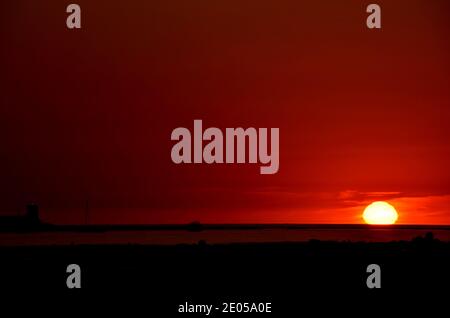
1,232 -> 449,294
1,205 -> 450,310
2,203 -> 450,297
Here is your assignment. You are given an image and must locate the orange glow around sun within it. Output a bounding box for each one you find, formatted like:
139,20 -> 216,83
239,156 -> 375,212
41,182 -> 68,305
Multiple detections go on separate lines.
362,201 -> 398,225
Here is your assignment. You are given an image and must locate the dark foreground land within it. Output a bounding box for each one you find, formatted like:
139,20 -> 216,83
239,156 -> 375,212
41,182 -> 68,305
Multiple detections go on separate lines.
1,233 -> 450,313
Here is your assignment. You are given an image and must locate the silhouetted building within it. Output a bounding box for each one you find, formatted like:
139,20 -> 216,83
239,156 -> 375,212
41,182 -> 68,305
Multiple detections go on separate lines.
0,203 -> 41,231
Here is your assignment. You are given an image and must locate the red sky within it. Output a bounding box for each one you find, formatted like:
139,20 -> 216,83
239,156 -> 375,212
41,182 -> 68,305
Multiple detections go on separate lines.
1,0 -> 450,224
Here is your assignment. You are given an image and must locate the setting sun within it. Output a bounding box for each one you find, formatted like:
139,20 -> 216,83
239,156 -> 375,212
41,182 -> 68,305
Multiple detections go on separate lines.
363,201 -> 398,225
